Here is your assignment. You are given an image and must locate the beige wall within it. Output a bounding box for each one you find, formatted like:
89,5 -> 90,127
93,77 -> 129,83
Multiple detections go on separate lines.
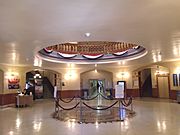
0,69 -> 3,94
61,71 -> 80,90
0,64 -> 135,93
57,67 -> 133,91
159,61 -> 180,91
151,66 -> 169,88
57,67 -> 95,91
1,60 -> 180,94
51,68 -> 82,91
0,64 -> 63,94
111,68 -> 133,89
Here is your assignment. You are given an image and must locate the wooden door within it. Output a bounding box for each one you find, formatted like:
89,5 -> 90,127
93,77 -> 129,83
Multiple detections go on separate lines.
157,76 -> 169,98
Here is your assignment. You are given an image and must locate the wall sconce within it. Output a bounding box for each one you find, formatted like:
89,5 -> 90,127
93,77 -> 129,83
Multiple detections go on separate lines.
64,70 -> 77,80
116,72 -> 129,80
5,72 -> 19,79
175,67 -> 180,74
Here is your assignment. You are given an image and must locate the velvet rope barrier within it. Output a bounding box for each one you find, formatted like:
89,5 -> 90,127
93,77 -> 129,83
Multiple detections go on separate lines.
99,92 -> 114,100
78,93 -> 99,101
59,96 -> 75,103
82,101 -> 118,111
56,101 -> 80,110
120,97 -> 132,107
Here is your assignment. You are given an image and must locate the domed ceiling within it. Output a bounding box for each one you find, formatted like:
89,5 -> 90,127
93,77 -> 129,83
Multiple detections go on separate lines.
38,41 -> 147,64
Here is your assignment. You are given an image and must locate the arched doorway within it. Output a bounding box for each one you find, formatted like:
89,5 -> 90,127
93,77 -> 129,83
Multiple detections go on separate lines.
26,69 -> 61,99
80,70 -> 113,98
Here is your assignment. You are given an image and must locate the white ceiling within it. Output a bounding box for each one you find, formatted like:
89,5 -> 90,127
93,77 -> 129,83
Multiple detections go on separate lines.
0,0 -> 180,69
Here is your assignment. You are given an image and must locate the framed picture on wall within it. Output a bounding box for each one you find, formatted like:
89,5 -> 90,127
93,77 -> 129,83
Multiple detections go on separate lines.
133,80 -> 139,87
173,74 -> 178,86
8,76 -> 20,89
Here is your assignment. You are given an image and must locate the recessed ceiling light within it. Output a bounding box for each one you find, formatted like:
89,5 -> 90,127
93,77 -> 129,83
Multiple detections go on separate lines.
85,33 -> 91,37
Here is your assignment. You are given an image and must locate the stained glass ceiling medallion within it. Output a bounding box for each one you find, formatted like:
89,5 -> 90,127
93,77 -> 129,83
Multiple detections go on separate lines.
38,41 -> 147,64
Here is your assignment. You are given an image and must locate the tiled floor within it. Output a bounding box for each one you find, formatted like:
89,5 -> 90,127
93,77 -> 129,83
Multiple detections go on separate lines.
0,98 -> 180,135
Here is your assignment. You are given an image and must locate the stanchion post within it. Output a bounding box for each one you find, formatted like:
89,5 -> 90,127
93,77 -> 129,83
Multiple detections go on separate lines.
76,96 -> 77,104
54,99 -> 56,113
55,99 -> 60,118
130,98 -> 134,114
119,99 -> 124,121
59,108 -> 62,120
79,98 -> 83,124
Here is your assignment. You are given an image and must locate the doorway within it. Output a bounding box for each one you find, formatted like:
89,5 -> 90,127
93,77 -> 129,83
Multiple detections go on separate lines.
26,70 -> 61,100
89,79 -> 105,98
139,69 -> 152,97
157,76 -> 170,98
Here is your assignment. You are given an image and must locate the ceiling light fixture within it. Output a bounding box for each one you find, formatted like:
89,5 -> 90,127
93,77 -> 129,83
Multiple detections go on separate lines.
85,33 -> 91,37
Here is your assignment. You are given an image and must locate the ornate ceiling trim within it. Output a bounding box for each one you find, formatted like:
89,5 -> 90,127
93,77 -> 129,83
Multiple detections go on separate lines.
38,41 -> 147,64
44,41 -> 137,55
57,52 -> 77,58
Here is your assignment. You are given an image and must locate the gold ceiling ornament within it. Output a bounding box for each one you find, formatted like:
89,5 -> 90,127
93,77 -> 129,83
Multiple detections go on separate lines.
46,41 -> 138,55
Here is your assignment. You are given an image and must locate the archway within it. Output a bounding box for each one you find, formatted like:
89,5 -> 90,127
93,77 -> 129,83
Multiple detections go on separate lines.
25,69 -> 61,99
80,69 -> 113,98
